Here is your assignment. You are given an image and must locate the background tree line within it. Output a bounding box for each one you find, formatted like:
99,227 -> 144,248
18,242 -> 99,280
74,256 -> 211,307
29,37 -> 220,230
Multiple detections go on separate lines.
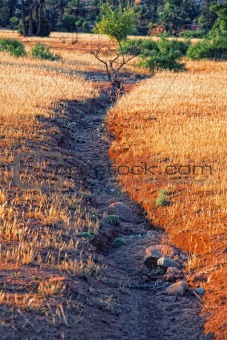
0,0 -> 225,36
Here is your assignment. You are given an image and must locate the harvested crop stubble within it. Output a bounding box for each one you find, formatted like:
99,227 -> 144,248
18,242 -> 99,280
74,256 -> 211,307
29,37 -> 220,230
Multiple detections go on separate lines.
0,55 -> 100,313
106,62 -> 227,339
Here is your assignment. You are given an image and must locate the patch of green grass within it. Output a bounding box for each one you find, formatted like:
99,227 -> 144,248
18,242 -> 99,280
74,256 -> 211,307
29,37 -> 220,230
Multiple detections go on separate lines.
105,214 -> 120,226
155,190 -> 170,207
78,231 -> 95,238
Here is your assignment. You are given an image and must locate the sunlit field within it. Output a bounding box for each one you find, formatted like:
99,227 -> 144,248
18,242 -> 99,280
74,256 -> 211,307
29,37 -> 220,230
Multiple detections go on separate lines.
0,42 -> 101,318
0,28 -> 226,338
106,61 -> 227,338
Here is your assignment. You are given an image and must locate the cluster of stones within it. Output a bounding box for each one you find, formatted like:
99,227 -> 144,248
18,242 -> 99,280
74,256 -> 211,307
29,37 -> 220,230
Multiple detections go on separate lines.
144,244 -> 189,296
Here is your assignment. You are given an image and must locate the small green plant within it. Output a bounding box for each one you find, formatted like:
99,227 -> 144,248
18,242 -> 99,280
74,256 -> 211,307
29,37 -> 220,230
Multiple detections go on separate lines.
9,16 -> 19,32
112,237 -> 124,247
159,189 -> 169,196
90,214 -> 97,222
155,190 -> 170,207
78,231 -> 95,238
105,214 -> 120,226
0,38 -> 26,57
31,43 -> 61,61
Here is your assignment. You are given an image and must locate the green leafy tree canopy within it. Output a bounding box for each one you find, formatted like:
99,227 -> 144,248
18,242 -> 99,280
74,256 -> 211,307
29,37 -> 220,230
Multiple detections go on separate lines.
94,3 -> 138,42
210,3 -> 227,35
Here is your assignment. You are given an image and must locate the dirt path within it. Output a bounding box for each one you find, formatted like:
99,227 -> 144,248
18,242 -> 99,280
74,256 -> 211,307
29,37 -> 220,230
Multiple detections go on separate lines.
58,86 -> 214,340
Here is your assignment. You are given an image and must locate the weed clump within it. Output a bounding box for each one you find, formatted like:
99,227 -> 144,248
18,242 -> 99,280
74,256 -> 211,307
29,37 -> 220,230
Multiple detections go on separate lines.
105,214 -> 120,226
155,190 -> 170,207
31,43 -> 61,61
0,38 -> 26,57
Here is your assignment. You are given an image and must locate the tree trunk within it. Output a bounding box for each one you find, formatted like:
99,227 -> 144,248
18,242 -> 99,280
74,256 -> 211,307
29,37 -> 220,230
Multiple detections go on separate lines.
28,1 -> 33,36
35,4 -> 39,25
36,1 -> 44,36
21,0 -> 27,36
59,7 -> 64,21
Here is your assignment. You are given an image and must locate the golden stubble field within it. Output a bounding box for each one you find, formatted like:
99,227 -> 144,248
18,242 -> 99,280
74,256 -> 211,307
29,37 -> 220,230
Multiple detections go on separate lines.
107,60 -> 227,338
0,33 -> 102,318
0,30 -> 226,337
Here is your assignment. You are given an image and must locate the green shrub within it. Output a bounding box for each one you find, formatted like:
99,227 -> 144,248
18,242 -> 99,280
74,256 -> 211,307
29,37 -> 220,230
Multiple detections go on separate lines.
31,43 -> 61,61
121,39 -> 157,56
179,29 -> 206,39
158,38 -> 190,55
187,36 -> 227,60
121,37 -> 189,71
0,38 -> 26,57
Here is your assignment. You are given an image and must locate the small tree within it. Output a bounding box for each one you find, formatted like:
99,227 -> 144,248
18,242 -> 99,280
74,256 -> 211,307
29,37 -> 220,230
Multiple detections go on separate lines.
10,17 -> 19,33
209,3 -> 227,37
158,0 -> 189,36
91,4 -> 139,100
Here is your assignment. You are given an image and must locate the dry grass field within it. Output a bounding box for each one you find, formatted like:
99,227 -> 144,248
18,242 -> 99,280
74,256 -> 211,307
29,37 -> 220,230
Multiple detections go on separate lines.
0,29 -> 226,338
0,32 -> 104,336
107,61 -> 227,338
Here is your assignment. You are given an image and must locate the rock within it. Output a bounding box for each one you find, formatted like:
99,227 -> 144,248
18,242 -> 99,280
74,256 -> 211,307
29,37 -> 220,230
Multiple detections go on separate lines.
94,194 -> 116,207
180,253 -> 188,261
155,279 -> 164,286
192,273 -> 207,283
195,287 -> 205,295
144,245 -> 162,267
86,178 -> 97,186
164,267 -> 182,282
144,245 -> 179,268
165,280 -> 187,296
90,221 -> 119,253
160,244 -> 179,257
76,136 -> 86,143
106,202 -> 142,224
157,257 -> 180,268
161,295 -> 177,303
173,255 -> 184,265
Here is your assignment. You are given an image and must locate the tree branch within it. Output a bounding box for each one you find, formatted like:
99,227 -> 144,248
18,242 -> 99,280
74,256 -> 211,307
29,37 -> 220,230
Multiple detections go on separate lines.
90,48 -> 112,82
